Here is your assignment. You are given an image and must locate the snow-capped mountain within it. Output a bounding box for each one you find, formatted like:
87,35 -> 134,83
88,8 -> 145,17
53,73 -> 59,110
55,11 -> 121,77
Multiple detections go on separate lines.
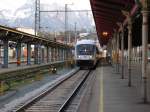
0,0 -> 94,31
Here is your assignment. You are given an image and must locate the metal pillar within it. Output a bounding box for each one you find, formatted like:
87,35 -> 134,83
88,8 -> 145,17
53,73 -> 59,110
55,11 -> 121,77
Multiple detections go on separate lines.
74,22 -> 77,43
127,17 -> 132,87
46,46 -> 49,63
65,4 -> 68,44
67,48 -> 69,60
3,40 -> 8,68
135,47 -> 138,62
49,47 -> 51,62
56,47 -> 58,61
113,31 -> 118,72
38,45 -> 41,64
51,47 -> 54,62
56,47 -> 59,61
65,48 -> 67,60
121,26 -> 124,79
35,0 -> 40,36
53,47 -> 55,62
59,48 -> 61,61
62,49 -> 64,61
116,32 -> 120,73
63,49 -> 65,61
141,10 -> 149,103
41,47 -> 44,63
60,48 -> 61,61
52,47 -> 54,62
109,40 -> 113,65
34,44 -> 39,64
112,37 -> 115,66
16,42 -> 21,66
27,43 -> 31,65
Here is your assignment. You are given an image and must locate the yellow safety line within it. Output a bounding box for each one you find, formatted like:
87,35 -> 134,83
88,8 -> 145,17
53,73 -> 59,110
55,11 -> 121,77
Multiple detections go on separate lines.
100,67 -> 104,112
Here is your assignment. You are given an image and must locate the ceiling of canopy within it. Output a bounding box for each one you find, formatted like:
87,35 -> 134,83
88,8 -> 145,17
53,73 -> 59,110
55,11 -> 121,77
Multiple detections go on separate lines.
90,0 -> 136,46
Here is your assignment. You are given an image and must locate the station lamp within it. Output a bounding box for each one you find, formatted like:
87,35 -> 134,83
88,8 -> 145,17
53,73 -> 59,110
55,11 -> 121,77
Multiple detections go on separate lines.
102,32 -> 108,37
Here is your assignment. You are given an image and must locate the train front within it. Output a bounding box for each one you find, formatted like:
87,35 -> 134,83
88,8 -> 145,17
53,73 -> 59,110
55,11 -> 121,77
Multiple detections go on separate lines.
75,42 -> 96,69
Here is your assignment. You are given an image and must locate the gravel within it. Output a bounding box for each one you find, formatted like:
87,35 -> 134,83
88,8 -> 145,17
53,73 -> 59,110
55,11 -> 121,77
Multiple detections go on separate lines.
0,67 -> 77,112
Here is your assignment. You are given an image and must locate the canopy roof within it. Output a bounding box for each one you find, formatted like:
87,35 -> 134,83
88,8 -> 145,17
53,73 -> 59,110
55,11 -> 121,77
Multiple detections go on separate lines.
90,0 -> 136,46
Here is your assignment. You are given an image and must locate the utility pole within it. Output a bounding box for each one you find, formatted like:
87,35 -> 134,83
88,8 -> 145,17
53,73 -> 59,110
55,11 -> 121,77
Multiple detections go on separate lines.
35,0 -> 40,36
36,2 -> 91,44
65,4 -> 68,44
74,22 -> 77,43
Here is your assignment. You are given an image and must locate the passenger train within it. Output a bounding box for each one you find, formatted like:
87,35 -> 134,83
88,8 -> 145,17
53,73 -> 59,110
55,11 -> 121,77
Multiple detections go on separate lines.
75,39 -> 99,69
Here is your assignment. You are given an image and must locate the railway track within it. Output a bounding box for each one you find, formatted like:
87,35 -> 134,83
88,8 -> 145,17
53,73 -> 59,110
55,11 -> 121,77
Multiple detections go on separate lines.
12,70 -> 92,112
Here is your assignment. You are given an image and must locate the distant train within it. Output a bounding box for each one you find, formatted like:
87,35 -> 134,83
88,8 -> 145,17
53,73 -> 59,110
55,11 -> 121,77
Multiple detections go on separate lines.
75,39 -> 99,69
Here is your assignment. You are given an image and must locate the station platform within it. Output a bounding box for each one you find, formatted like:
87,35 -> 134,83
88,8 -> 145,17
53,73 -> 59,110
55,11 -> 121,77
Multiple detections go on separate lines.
0,61 -> 66,74
0,59 -> 34,69
87,62 -> 150,112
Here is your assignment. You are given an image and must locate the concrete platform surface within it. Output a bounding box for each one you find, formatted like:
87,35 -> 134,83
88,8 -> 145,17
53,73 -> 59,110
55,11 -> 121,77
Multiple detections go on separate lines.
87,64 -> 150,112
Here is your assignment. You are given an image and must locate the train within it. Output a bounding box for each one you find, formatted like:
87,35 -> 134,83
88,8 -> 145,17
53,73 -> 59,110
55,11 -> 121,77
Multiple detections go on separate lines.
75,39 -> 99,69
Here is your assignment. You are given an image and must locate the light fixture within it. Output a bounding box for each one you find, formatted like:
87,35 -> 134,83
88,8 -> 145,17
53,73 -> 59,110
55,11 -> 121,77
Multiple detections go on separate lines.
102,32 -> 108,36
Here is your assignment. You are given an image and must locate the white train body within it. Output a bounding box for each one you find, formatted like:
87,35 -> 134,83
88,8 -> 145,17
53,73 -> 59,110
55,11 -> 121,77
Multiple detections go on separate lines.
75,39 -> 98,69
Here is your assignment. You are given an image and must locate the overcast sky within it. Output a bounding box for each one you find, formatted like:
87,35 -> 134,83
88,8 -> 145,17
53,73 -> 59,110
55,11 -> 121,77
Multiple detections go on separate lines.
0,0 -> 94,31
0,0 -> 91,11
0,0 -> 26,11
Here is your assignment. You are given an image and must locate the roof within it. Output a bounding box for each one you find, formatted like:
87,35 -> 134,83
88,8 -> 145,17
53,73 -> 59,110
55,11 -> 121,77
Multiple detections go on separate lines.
90,0 -> 137,46
76,39 -> 96,45
0,25 -> 72,48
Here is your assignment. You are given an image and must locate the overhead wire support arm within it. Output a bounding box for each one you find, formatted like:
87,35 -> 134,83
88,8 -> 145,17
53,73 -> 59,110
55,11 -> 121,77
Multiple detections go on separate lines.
40,10 -> 92,12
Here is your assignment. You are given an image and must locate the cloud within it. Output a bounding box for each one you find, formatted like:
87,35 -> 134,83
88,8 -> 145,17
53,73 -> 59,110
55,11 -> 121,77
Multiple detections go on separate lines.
0,0 -> 94,30
0,0 -> 27,11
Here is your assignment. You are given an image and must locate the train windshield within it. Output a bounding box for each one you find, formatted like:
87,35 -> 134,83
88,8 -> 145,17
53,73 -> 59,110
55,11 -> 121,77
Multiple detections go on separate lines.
77,44 -> 95,55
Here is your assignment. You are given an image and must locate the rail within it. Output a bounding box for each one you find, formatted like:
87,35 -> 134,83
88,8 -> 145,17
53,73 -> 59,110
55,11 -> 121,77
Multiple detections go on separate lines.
13,69 -> 90,112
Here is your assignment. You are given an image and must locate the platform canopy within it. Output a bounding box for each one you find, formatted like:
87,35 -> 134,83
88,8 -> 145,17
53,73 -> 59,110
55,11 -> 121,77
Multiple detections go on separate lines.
90,0 -> 136,46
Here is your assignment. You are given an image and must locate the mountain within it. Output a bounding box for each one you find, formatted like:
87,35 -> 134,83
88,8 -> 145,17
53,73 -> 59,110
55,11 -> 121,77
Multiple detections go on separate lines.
0,0 -> 94,31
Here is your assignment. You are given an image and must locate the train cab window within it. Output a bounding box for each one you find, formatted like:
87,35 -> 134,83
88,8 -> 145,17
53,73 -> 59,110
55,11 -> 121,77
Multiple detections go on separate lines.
77,44 -> 95,55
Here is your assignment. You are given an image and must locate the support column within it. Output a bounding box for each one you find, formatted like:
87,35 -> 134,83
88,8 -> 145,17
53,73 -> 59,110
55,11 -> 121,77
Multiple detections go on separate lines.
120,25 -> 125,79
34,44 -> 38,64
47,46 -> 49,63
62,48 -> 64,61
38,45 -> 41,64
57,48 -> 59,61
66,48 -> 68,60
109,40 -> 113,65
135,47 -> 138,62
58,48 -> 61,61
27,43 -> 31,65
59,48 -> 61,61
65,49 -> 67,61
49,47 -> 51,62
112,37 -> 115,66
16,42 -> 21,66
113,31 -> 118,72
0,45 -> 1,64
51,47 -> 54,62
141,10 -> 149,103
121,29 -> 124,79
116,32 -> 120,73
56,47 -> 58,61
3,40 -> 8,68
63,49 -> 65,61
122,11 -> 133,86
42,47 -> 44,63
53,47 -> 56,62
127,17 -> 132,87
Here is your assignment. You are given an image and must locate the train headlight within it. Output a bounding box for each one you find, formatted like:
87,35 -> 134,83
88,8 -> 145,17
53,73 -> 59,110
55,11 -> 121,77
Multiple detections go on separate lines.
78,56 -> 81,58
89,55 -> 93,59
